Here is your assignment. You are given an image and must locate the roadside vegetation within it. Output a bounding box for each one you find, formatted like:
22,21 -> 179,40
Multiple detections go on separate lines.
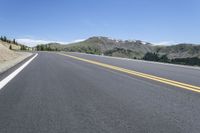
104,48 -> 141,59
36,44 -> 59,51
65,46 -> 101,55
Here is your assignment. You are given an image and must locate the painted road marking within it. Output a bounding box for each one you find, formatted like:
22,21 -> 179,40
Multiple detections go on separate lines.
0,53 -> 38,90
59,53 -> 200,93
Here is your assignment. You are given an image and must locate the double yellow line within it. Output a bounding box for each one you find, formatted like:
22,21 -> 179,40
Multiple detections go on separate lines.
59,53 -> 200,93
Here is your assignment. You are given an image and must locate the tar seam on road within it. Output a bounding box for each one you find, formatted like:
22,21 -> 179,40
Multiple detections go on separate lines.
58,53 -> 200,93
0,53 -> 38,90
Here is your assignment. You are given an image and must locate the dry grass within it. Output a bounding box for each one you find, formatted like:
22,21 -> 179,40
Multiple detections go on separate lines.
0,40 -> 21,50
0,42 -> 32,73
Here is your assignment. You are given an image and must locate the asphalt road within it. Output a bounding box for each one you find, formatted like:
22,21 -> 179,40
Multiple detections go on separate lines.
0,52 -> 200,133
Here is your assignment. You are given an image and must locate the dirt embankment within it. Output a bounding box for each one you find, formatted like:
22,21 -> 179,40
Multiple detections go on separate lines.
0,42 -> 32,73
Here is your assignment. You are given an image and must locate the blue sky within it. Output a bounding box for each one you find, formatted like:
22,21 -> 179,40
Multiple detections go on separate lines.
0,0 -> 200,46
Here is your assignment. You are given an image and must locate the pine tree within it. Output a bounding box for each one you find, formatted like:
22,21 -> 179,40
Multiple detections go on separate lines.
13,39 -> 16,44
3,36 -> 7,42
21,45 -> 26,50
9,45 -> 12,50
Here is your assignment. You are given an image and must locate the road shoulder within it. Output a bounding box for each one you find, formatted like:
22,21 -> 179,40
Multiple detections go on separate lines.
0,52 -> 34,82
0,52 -> 33,74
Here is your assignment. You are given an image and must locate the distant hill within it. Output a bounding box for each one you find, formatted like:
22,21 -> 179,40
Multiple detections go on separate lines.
67,37 -> 200,59
42,36 -> 200,60
63,37 -> 155,59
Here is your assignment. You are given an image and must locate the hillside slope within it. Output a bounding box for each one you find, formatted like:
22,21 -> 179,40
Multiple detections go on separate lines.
157,44 -> 200,59
0,42 -> 20,61
0,40 -> 21,50
0,42 -> 32,73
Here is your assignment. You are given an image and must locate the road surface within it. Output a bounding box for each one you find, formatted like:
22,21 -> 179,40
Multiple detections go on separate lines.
0,52 -> 200,133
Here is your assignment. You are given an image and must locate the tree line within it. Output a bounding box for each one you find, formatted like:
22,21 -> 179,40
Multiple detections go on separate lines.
36,45 -> 59,51
65,46 -> 101,55
0,36 -> 18,45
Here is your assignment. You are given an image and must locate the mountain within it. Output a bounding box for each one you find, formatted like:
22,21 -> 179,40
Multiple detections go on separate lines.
63,37 -> 155,59
39,36 -> 200,60
63,37 -> 200,59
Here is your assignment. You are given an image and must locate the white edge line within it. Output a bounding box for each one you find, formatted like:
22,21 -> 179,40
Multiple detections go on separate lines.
67,52 -> 200,70
0,53 -> 38,90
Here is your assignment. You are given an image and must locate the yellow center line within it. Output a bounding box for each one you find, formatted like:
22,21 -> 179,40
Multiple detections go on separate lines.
58,53 -> 200,93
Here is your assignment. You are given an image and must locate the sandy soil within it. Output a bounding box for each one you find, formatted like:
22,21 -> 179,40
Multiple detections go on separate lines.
0,43 -> 32,74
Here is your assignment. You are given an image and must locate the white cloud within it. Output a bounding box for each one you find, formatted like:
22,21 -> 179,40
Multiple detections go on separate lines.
152,41 -> 176,46
16,39 -> 51,47
71,39 -> 85,43
16,38 -> 85,47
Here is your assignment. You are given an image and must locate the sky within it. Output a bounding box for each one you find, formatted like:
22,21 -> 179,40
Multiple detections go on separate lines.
0,0 -> 200,46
